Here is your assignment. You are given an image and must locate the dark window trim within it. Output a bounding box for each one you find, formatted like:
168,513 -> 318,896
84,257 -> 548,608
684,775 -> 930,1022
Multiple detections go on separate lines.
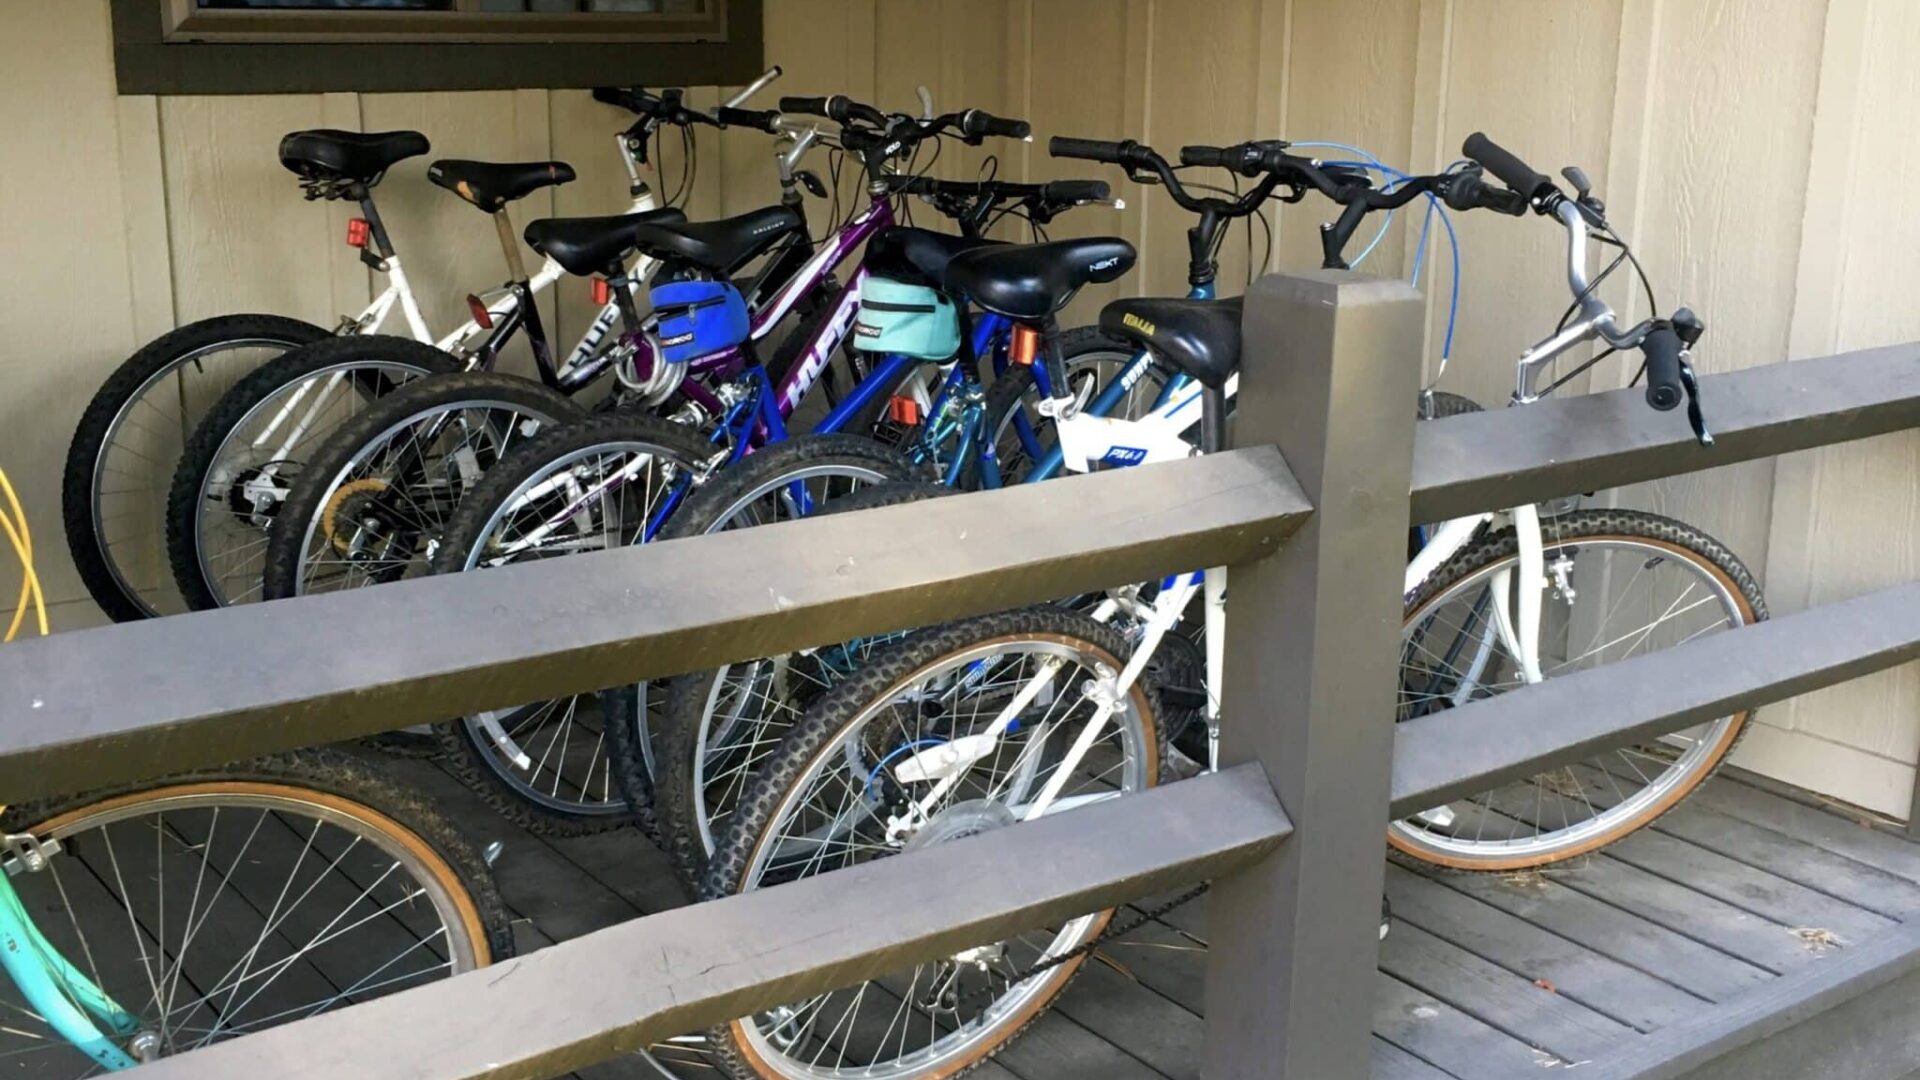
111,0 -> 764,95
163,1 -> 725,45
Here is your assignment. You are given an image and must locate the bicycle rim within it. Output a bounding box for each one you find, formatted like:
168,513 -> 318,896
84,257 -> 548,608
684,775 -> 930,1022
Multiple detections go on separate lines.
0,781 -> 490,1072
92,340 -> 295,619
730,634 -> 1154,1079
1392,533 -> 1753,868
194,360 -> 428,608
457,438 -> 700,817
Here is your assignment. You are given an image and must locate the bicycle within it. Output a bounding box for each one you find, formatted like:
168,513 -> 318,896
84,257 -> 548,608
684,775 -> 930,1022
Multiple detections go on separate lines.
689,133 -> 1751,1079
0,464 -> 512,1073
402,95 -> 1112,835
157,73 -> 782,617
637,131 -> 1481,888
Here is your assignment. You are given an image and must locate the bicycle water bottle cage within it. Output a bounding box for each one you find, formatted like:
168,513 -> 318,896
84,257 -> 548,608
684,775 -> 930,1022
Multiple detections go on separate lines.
652,280 -> 750,364
853,278 -> 962,361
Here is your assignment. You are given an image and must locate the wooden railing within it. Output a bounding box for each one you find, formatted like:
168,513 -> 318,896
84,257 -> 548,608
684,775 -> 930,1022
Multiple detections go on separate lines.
3,270 -> 1918,1078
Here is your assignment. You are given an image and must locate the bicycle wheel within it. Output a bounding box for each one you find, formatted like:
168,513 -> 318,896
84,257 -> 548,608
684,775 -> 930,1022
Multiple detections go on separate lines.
428,413 -> 715,836
167,336 -> 459,612
1393,508 -> 1766,870
636,455 -> 938,887
64,314 -> 329,622
701,608 -> 1163,1080
0,748 -> 512,1073
262,372 -> 585,601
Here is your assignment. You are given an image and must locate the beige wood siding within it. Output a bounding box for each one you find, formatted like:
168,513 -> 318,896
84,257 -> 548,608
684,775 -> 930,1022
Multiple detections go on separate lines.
4,0 -> 1916,815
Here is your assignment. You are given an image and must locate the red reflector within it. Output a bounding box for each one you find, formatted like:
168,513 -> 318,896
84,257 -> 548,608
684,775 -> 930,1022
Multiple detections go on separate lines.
1009,324 -> 1040,366
465,294 -> 494,330
887,395 -> 922,427
591,278 -> 612,306
346,218 -> 370,248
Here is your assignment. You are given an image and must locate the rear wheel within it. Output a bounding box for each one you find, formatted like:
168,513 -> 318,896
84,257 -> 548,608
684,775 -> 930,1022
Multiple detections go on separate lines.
64,315 -> 329,622
428,413 -> 715,836
701,609 -> 1162,1080
166,336 -> 458,612
972,327 -> 1171,487
0,749 -> 511,1073
1392,508 -> 1765,870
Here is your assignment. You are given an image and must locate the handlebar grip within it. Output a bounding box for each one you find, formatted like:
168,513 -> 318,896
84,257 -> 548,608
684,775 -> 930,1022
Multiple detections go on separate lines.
1178,144 -> 1231,168
1641,326 -> 1685,411
715,106 -> 780,133
591,86 -> 627,107
778,96 -> 830,117
1049,136 -> 1129,165
1040,179 -> 1111,203
1462,132 -> 1554,203
960,110 -> 1031,140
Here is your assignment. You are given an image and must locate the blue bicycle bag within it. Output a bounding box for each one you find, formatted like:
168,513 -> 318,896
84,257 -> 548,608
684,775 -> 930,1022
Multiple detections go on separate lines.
654,280 -> 749,364
853,276 -> 962,361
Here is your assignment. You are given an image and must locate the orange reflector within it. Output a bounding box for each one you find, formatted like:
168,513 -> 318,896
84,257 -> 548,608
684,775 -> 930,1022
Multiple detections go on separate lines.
465,294 -> 494,330
591,278 -> 612,306
346,218 -> 370,248
887,395 -> 922,427
1009,324 -> 1041,366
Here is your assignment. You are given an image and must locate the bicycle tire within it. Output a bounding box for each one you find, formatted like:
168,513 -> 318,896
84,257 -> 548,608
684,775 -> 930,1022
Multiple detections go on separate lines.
64,314 -> 330,622
1393,507 -> 1766,871
0,747 -> 513,1070
428,412 -> 716,837
167,335 -> 459,612
700,607 -> 1164,1080
638,462 -> 942,888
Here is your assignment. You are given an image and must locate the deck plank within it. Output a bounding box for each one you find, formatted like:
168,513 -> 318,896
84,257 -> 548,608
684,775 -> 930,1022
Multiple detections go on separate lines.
1379,922 -> 1632,1065
1371,1036 -> 1459,1079
1685,776 -> 1920,886
1413,865 -> 1774,1002
1373,972 -> 1558,1077
1046,958 -> 1201,1079
1383,864 -> 1705,1030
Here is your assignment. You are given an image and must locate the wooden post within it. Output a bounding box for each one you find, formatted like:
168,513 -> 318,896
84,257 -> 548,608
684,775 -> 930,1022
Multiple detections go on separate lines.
1203,271 -> 1424,1078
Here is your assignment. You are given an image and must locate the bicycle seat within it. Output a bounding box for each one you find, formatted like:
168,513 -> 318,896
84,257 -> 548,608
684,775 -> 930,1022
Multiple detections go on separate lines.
1099,296 -> 1241,389
945,238 -> 1136,320
864,227 -> 1001,288
428,160 -> 577,212
522,208 -> 692,277
628,206 -> 806,275
278,129 -> 430,185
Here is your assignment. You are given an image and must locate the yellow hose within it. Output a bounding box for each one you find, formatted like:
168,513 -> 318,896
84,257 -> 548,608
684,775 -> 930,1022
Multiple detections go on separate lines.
0,467 -> 49,642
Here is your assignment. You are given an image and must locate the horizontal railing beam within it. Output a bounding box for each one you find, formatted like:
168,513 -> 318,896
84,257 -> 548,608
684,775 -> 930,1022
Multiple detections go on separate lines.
1389,582 -> 1920,818
0,449 -> 1308,802
1410,344 -> 1920,521
133,764 -> 1291,1080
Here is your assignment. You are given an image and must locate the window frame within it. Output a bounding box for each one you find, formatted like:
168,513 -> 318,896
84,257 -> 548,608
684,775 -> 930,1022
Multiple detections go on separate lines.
110,0 -> 764,95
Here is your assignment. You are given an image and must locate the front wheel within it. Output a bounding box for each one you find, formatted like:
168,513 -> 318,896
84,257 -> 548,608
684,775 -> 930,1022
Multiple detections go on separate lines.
1392,508 -> 1766,870
428,413 -> 716,836
0,749 -> 512,1073
64,314 -> 329,622
700,608 -> 1163,1080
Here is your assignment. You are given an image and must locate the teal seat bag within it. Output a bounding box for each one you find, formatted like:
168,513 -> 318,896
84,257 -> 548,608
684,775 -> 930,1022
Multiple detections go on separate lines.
853,276 -> 962,361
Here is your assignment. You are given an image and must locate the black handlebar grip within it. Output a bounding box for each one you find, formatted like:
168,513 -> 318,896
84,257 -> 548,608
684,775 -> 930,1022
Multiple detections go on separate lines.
1178,145 -> 1231,168
1462,132 -> 1554,203
715,106 -> 779,132
778,96 -> 833,118
1049,136 -> 1128,165
591,87 -> 627,107
1041,179 -> 1111,203
960,110 -> 1032,140
1641,326 -> 1685,411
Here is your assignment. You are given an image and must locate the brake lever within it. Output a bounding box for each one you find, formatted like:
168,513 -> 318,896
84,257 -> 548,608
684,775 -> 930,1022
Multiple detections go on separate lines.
1678,359 -> 1713,447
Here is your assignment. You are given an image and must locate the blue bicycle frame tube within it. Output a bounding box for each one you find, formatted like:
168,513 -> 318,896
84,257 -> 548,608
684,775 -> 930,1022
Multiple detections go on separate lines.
814,313 -> 1011,436
0,876 -> 140,1069
1020,281 -> 1216,483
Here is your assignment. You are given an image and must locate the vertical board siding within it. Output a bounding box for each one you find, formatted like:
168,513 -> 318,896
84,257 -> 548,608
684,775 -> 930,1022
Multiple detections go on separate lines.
6,0 -> 1918,815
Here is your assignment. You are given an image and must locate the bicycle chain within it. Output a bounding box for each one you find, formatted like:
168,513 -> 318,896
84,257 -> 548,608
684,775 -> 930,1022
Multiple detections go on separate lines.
951,882 -> 1211,1013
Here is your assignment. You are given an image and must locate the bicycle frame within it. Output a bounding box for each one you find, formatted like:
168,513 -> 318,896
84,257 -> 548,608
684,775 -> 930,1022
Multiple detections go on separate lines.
0,864 -> 145,1069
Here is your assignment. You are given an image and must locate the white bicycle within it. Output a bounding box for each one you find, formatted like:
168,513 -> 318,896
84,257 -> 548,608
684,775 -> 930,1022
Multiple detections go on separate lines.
154,74 -> 781,615
689,134 -> 1762,1080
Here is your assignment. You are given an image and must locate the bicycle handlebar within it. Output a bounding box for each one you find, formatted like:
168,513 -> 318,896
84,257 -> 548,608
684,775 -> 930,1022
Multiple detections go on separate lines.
1462,131 -> 1556,206
1640,326 -> 1685,411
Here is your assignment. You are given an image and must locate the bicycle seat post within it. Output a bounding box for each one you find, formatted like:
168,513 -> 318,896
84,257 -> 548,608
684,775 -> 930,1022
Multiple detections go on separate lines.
490,208 -> 530,284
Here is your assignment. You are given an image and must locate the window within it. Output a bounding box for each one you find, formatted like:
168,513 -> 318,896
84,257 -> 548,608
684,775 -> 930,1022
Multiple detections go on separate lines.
111,0 -> 763,94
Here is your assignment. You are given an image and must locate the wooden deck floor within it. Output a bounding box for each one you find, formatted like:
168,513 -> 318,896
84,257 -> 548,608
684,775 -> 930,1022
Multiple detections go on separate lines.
388,756 -> 1920,1079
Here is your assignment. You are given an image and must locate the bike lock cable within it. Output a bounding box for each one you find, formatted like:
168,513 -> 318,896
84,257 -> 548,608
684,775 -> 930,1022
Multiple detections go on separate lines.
0,466 -> 49,642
